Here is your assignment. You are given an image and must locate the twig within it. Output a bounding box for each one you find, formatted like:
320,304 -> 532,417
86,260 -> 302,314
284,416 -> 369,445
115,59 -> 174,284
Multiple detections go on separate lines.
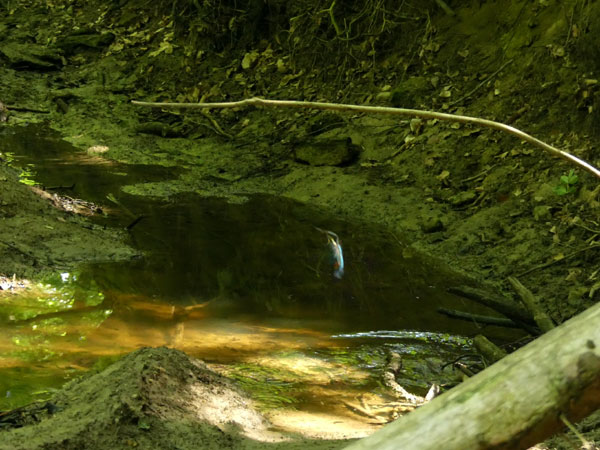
437,307 -> 520,328
454,362 -> 475,378
435,0 -> 455,16
450,59 -> 514,106
506,104 -> 531,124
449,285 -> 540,335
131,97 -> 600,179
448,286 -> 533,323
516,243 -> 600,277
440,354 -> 483,372
382,139 -> 412,162
200,111 -> 233,139
383,352 -> 424,405
559,413 -> 595,449
507,276 -> 555,333
342,400 -> 387,422
321,0 -> 343,36
45,183 -> 75,190
461,164 -> 496,184
572,221 -> 600,235
126,215 -> 145,231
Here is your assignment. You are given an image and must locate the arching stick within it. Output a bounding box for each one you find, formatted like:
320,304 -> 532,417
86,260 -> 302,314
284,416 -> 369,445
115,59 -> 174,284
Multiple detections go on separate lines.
131,97 -> 600,179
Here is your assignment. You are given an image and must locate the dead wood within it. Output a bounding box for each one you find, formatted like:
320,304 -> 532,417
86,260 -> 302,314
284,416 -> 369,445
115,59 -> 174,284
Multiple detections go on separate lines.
343,301 -> 600,450
473,334 -> 508,363
448,285 -> 539,334
437,307 -> 520,328
131,97 -> 600,179
508,276 -> 555,333
383,352 -> 424,406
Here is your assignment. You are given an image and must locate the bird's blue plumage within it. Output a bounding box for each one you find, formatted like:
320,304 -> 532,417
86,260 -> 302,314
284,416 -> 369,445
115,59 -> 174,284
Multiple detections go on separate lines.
315,227 -> 344,279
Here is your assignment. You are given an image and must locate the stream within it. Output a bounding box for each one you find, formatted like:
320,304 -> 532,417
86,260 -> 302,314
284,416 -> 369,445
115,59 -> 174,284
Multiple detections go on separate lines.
0,124 -> 521,434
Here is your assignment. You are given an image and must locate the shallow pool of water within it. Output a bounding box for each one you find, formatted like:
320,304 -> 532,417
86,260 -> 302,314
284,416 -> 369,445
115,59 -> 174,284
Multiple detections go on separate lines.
0,125 -> 518,431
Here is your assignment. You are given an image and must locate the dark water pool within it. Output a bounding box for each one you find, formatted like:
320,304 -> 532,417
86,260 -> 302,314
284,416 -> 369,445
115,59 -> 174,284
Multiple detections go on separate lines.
0,124 -> 518,429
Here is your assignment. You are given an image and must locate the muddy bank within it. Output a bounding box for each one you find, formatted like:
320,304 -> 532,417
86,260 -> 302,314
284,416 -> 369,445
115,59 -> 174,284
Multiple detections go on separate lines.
0,160 -> 137,279
0,347 -> 348,450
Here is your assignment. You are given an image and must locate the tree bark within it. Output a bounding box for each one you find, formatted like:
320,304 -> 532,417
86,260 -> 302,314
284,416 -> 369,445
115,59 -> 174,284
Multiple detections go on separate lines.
343,302 -> 600,450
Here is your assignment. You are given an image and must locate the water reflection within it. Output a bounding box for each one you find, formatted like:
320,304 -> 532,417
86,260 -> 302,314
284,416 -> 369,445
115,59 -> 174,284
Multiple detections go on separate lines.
0,200 -> 489,427
0,124 -> 518,433
83,193 -> 498,335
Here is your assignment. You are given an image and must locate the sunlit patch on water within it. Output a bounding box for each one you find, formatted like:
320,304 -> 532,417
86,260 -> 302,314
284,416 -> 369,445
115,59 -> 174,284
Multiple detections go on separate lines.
0,124 -> 523,437
0,273 -> 472,430
333,330 -> 472,346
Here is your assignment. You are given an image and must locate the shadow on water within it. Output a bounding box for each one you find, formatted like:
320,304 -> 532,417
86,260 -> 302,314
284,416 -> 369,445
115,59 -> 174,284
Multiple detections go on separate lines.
0,124 -> 522,431
0,123 -> 179,204
88,194 -> 473,329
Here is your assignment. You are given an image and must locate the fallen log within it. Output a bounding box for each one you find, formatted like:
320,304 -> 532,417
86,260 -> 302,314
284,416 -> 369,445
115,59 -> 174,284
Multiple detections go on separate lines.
344,301 -> 600,450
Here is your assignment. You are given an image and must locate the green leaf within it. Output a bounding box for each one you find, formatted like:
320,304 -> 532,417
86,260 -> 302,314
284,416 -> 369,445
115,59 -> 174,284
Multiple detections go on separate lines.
565,170 -> 578,185
554,185 -> 568,196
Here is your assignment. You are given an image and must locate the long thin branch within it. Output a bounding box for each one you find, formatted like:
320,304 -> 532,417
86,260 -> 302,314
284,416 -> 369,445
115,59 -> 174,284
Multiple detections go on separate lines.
437,307 -> 520,328
131,97 -> 600,179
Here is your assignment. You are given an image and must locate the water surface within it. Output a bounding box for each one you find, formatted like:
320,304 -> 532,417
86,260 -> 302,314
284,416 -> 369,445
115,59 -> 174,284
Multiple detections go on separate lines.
0,125 -> 517,431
